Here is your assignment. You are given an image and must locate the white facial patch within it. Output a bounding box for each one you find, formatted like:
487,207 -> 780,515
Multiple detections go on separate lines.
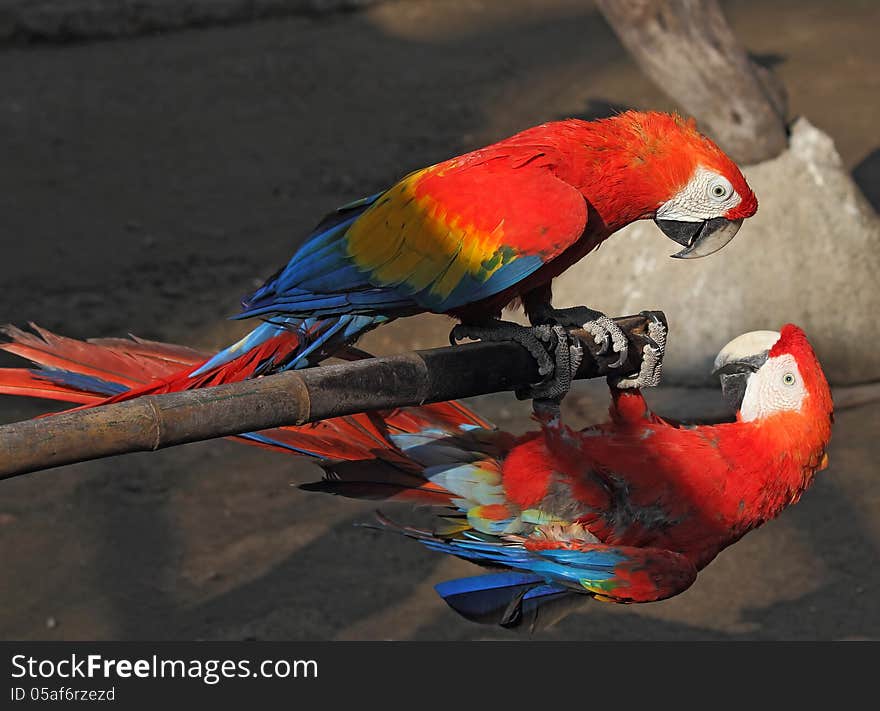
740,354 -> 808,422
656,165 -> 742,222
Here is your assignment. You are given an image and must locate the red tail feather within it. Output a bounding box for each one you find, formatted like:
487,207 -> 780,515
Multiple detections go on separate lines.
0,324 -> 308,410
0,325 -> 494,488
0,368 -> 104,404
0,323 -> 204,389
97,332 -> 306,405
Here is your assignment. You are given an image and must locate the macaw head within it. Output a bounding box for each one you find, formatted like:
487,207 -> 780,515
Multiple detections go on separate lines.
647,114 -> 757,259
712,325 -> 833,426
584,111 -> 758,258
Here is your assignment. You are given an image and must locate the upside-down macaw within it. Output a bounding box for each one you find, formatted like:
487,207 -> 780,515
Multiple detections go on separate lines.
0,323 -> 831,629
14,111 -> 755,405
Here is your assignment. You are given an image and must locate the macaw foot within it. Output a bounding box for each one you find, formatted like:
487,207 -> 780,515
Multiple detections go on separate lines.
530,305 -> 628,370
450,320 -> 583,403
610,312 -> 667,389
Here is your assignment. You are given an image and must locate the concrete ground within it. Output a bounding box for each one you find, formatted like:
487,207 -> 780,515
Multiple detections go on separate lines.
0,0 -> 878,640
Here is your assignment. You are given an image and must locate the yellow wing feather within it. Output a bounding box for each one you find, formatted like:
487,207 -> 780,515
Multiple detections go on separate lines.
345,167 -> 510,301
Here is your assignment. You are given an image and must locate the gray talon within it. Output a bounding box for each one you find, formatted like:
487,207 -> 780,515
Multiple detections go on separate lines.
587,315 -> 628,369
519,325 -> 584,403
450,319 -> 556,380
612,312 -> 667,389
535,306 -> 629,370
449,320 -> 582,403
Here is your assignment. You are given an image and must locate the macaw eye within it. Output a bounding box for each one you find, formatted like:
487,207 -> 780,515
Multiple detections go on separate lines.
708,176 -> 733,201
782,373 -> 796,386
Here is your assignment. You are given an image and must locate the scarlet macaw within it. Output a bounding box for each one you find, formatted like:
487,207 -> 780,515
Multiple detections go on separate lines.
0,323 -> 831,629
19,111 -> 755,404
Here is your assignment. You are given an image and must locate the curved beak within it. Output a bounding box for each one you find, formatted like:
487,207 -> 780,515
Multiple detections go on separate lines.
655,217 -> 743,259
711,330 -> 779,412
713,358 -> 763,412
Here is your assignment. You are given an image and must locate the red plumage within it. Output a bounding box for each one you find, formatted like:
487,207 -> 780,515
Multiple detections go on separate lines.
431,112 -> 759,321
0,325 -> 488,488
8,112 -> 758,412
513,325 -> 833,570
0,323 -> 834,612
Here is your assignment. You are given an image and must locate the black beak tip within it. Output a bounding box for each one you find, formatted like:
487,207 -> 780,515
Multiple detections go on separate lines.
656,217 -> 743,260
655,218 -> 701,248
717,371 -> 750,413
713,351 -> 769,412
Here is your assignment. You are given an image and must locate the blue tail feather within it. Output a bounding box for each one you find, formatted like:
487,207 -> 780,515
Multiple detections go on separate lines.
37,371 -> 130,397
435,572 -> 572,628
189,320 -> 287,377
191,313 -> 388,379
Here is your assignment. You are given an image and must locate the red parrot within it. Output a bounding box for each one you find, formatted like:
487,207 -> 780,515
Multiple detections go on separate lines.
9,111 -> 755,407
0,323 -> 831,629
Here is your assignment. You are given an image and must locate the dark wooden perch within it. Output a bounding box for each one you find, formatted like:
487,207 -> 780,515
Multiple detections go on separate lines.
0,312 -> 663,480
595,0 -> 788,164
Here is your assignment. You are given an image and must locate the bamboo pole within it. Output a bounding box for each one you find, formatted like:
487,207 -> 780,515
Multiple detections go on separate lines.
0,312 -> 662,480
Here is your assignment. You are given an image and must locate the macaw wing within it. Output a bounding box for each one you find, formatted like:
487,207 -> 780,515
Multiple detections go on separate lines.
378,517 -> 696,604
239,156 -> 588,319
237,194 -> 418,319
345,157 -> 589,312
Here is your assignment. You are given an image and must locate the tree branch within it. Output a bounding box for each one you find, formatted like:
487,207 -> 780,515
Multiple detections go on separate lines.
595,0 -> 788,164
0,312 -> 663,480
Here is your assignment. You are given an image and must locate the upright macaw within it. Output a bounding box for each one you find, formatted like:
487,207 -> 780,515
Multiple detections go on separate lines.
16,110 -> 755,404
0,323 -> 831,629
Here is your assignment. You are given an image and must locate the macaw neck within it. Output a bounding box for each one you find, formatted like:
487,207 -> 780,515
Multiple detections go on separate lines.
547,125 -> 679,232
717,410 -> 830,525
558,405 -> 830,554
572,163 -> 659,231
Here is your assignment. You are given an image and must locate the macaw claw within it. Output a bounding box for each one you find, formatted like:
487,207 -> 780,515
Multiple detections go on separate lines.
519,325 -> 584,403
610,312 -> 667,390
529,305 -> 629,370
449,320 -> 583,403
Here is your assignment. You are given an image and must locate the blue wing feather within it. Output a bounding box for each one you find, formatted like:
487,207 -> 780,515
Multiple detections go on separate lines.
237,189 -> 552,321
415,254 -> 545,312
416,535 -> 627,589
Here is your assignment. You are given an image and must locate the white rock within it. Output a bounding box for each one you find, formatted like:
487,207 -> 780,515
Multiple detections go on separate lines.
553,118 -> 880,386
